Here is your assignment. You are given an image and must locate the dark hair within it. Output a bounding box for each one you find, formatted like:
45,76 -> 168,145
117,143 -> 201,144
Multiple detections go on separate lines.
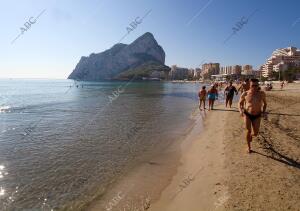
245,78 -> 250,82
202,86 -> 206,89
251,78 -> 259,83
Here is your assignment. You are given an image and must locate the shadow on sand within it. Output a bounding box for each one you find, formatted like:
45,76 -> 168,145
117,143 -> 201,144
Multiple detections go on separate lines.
252,149 -> 300,170
212,108 -> 300,117
267,112 -> 300,117
212,107 -> 300,169
212,108 -> 239,113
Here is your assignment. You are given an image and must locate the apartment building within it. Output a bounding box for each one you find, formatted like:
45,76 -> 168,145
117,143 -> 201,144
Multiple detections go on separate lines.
261,47 -> 300,78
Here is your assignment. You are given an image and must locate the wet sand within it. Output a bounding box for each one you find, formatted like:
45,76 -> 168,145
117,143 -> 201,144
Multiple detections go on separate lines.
149,101 -> 229,211
86,118 -> 199,211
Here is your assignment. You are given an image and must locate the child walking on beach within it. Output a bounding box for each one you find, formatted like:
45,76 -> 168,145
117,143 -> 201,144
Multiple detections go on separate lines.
207,85 -> 218,110
198,86 -> 207,110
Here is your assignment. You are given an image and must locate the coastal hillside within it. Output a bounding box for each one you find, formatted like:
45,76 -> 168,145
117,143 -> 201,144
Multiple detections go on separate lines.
68,32 -> 170,81
115,61 -> 171,80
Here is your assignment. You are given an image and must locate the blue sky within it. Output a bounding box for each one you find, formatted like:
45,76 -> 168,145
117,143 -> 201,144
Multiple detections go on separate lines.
1,0 -> 300,78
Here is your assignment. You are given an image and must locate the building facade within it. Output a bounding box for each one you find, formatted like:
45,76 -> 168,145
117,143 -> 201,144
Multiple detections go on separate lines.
194,68 -> 201,79
261,46 -> 300,78
201,63 -> 220,79
169,65 -> 189,80
220,65 -> 242,75
242,65 -> 253,75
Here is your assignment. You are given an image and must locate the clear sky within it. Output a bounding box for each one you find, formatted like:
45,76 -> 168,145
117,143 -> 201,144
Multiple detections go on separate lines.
1,0 -> 300,79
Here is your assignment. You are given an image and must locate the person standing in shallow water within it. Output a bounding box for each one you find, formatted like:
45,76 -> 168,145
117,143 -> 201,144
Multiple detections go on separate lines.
207,85 -> 218,110
198,86 -> 207,110
239,79 -> 267,153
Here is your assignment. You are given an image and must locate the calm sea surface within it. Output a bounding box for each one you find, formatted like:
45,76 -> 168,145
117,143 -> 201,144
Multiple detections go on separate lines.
0,79 -> 205,210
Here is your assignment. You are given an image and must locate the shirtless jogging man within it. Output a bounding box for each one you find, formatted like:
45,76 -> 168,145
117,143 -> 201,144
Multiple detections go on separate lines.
239,78 -> 267,153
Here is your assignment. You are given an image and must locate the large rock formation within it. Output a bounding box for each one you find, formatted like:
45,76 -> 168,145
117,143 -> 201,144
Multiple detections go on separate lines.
68,32 -> 170,81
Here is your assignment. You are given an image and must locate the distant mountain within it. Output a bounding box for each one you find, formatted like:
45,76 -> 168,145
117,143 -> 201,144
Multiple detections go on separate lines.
68,32 -> 170,81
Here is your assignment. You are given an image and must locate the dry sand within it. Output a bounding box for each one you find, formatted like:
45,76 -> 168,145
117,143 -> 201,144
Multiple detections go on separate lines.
224,83 -> 300,210
150,83 -> 300,211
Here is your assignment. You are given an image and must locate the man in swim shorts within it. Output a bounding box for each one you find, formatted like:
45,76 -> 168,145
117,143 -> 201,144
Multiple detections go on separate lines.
239,79 -> 267,153
224,81 -> 238,108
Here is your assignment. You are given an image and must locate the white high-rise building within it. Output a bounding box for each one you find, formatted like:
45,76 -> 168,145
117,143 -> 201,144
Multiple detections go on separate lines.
261,47 -> 300,78
220,65 -> 242,75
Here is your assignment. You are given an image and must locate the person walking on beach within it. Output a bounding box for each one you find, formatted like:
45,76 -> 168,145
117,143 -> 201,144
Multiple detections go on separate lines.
280,81 -> 284,90
198,86 -> 207,110
224,81 -> 238,108
207,85 -> 218,110
239,79 -> 267,153
238,78 -> 250,94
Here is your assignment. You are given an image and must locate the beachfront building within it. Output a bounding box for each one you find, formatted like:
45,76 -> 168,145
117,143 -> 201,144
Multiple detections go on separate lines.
242,65 -> 253,75
201,63 -> 220,79
211,74 -> 228,81
272,63 -> 289,72
188,68 -> 195,80
169,65 -> 189,80
261,46 -> 300,78
194,68 -> 201,79
220,65 -> 242,75
213,65 -> 242,81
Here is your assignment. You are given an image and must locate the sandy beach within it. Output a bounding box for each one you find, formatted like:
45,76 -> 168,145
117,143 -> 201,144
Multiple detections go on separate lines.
149,83 -> 300,211
224,83 -> 300,210
87,83 -> 300,211
149,105 -> 228,211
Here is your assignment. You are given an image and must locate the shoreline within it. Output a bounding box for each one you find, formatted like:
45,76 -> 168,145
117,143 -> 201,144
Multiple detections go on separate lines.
87,83 -> 300,211
149,104 -> 229,211
86,110 -> 201,211
87,101 -> 230,211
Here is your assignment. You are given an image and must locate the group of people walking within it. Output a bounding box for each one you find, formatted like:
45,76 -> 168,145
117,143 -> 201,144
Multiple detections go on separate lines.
198,78 -> 267,153
198,84 -> 218,111
198,80 -> 241,111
